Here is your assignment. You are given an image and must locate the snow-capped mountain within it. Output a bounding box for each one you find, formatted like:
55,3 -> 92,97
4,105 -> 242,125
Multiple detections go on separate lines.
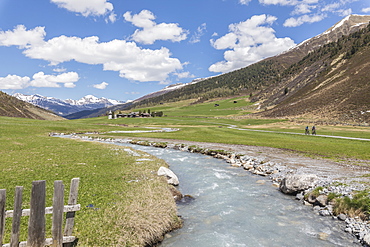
13,93 -> 124,116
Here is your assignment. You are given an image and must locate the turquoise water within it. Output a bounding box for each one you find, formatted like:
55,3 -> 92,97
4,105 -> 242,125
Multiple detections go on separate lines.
116,144 -> 359,247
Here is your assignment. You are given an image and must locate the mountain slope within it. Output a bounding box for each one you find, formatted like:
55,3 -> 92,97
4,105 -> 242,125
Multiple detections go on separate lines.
0,92 -> 64,120
256,23 -> 370,123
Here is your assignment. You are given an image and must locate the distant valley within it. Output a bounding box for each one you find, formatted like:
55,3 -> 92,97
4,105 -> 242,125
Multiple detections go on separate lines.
13,93 -> 125,117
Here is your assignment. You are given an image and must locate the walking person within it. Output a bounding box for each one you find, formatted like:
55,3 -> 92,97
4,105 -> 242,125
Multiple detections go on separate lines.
305,126 -> 309,135
312,126 -> 316,135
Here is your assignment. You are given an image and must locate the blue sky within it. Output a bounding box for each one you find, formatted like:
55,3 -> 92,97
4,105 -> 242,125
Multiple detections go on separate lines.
0,0 -> 369,102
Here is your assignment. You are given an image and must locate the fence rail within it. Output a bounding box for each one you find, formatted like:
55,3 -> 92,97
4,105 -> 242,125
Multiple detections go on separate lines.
0,178 -> 80,247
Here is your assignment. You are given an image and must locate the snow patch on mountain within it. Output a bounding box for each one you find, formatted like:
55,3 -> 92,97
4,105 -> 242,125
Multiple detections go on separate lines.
14,93 -> 124,116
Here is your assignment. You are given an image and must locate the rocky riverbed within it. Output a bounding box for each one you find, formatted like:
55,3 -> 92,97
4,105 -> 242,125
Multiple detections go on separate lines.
55,133 -> 370,246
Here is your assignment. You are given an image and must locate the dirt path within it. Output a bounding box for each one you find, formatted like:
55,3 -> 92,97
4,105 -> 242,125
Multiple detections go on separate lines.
222,123 -> 370,141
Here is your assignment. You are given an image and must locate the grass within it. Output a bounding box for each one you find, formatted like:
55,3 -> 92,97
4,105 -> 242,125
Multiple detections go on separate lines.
0,117 -> 180,246
333,190 -> 370,219
98,118 -> 370,161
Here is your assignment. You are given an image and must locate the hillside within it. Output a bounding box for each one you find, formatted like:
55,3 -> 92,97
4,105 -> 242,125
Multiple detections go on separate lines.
0,91 -> 64,120
256,21 -> 370,124
126,15 -> 370,124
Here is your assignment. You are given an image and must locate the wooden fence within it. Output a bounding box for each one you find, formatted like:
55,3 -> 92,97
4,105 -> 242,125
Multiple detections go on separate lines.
0,178 -> 80,247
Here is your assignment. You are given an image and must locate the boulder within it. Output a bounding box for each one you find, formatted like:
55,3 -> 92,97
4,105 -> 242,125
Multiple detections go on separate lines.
338,213 -> 347,221
316,195 -> 328,207
364,233 -> 370,245
279,174 -> 318,195
158,166 -> 179,186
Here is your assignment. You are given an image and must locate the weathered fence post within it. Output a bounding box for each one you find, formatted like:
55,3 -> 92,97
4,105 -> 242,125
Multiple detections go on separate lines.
10,186 -> 23,247
0,189 -> 6,246
52,181 -> 64,247
64,178 -> 79,237
27,180 -> 46,247
0,178 -> 80,247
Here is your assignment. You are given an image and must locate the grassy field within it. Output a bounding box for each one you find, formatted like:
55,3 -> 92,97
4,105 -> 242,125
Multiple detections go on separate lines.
1,96 -> 369,246
96,97 -> 370,162
0,117 -> 181,246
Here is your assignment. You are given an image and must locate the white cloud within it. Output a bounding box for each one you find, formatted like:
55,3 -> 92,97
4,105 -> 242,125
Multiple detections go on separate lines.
339,8 -> 352,16
0,25 -> 45,48
50,0 -> 113,17
190,23 -> 207,44
93,81 -> 108,89
0,75 -> 30,89
106,12 -> 117,23
123,10 -> 188,45
362,7 -> 370,13
321,3 -> 341,12
30,71 -> 79,88
292,3 -> 316,15
239,0 -> 252,5
124,92 -> 140,95
283,14 -> 326,27
0,72 -> 79,89
53,67 -> 67,73
209,14 -> 295,73
174,71 -> 195,79
0,25 -> 183,82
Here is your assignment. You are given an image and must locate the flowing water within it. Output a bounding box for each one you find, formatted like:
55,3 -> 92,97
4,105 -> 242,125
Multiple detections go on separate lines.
112,143 -> 359,247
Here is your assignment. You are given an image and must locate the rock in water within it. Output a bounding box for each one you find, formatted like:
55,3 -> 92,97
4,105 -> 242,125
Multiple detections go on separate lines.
279,174 -> 318,195
158,166 -> 180,186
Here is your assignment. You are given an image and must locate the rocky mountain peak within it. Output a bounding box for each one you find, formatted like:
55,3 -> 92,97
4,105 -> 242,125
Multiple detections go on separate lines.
293,15 -> 370,54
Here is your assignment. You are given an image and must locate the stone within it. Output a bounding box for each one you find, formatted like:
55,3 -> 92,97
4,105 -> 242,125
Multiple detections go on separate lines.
279,174 -> 318,195
363,233 -> 370,245
318,232 -> 328,240
158,166 -> 179,186
315,195 -> 328,207
295,192 -> 304,201
319,209 -> 331,216
338,213 -> 347,221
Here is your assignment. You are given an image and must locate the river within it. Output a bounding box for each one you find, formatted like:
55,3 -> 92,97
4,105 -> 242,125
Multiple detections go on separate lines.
113,142 -> 359,247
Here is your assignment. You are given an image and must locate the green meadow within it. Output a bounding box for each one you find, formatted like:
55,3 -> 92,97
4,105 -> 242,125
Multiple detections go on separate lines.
0,96 -> 369,245
0,117 -> 180,246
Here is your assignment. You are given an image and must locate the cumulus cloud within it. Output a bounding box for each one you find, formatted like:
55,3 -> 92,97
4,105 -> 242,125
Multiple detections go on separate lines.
283,14 -> 326,27
0,25 -> 183,82
362,7 -> 370,13
0,25 -> 45,48
50,0 -> 113,17
209,14 -> 295,73
0,75 -> 31,89
123,10 -> 188,45
93,81 -> 109,89
30,71 -> 79,88
190,23 -> 207,44
0,71 -> 78,89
